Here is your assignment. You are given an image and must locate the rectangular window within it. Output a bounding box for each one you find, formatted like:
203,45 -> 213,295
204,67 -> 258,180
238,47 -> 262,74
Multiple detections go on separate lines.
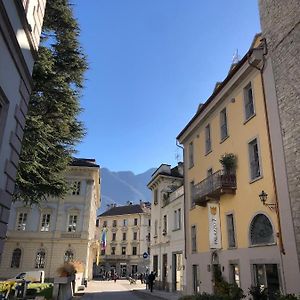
163,215 -> 167,234
103,220 -> 107,227
189,141 -> 194,168
148,219 -> 151,226
101,249 -> 105,255
134,218 -> 138,226
133,232 -> 137,240
111,247 -> 116,255
96,219 -> 99,227
190,181 -> 195,208
121,246 -> 126,255
229,264 -> 240,287
174,209 -> 182,230
249,138 -> 261,180
71,181 -> 81,195
226,214 -> 236,248
192,265 -> 199,294
132,246 -> 137,255
153,255 -> 158,274
112,233 -> 116,241
154,189 -> 158,205
244,83 -> 255,120
113,220 -> 117,227
205,124 -> 211,153
68,215 -> 78,232
40,214 -> 51,232
17,213 -> 27,231
174,210 -> 177,230
123,232 -> 126,241
123,219 -> 128,226
220,108 -> 228,140
191,225 -> 197,252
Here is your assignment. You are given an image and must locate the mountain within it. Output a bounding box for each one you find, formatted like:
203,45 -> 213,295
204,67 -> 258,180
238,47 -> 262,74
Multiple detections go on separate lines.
99,168 -> 155,213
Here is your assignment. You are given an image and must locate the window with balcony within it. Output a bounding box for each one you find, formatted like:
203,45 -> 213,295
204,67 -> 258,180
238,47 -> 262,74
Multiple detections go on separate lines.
134,218 -> 138,226
220,108 -> 228,140
248,138 -> 261,180
191,225 -> 197,253
121,247 -> 126,255
133,232 -> 137,240
68,215 -> 78,232
189,141 -> 194,168
112,233 -> 116,241
113,220 -> 117,227
123,232 -> 126,241
205,124 -> 212,154
11,248 -> 22,268
132,246 -> 137,255
40,214 -> 51,232
226,214 -> 236,248
244,82 -> 255,120
16,212 -> 27,231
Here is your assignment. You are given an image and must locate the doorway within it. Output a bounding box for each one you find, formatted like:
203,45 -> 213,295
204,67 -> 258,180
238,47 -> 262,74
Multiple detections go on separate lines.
120,264 -> 127,278
172,253 -> 184,291
162,254 -> 168,290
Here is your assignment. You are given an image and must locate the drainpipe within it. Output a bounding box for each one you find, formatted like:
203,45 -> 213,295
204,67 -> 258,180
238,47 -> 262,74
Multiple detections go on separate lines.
248,38 -> 286,291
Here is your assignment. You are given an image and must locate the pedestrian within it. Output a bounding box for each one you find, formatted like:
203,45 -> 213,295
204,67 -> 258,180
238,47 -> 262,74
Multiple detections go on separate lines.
148,271 -> 155,292
145,273 -> 149,290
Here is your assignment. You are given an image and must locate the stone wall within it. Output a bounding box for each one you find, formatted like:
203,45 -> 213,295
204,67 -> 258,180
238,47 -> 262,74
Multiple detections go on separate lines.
259,0 -> 300,267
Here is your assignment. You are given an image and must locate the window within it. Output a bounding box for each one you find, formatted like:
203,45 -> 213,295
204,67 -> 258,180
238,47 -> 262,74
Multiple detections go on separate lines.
190,181 -> 195,208
71,181 -> 81,195
17,212 -> 27,231
134,218 -> 138,226
112,233 -> 116,241
64,249 -> 74,262
123,219 -> 128,227
133,232 -> 137,240
244,83 -> 255,120
226,214 -> 236,248
113,220 -> 117,227
40,214 -> 51,232
96,219 -> 99,227
248,138 -> 261,180
163,215 -> 167,235
146,233 -> 150,241
154,189 -> 158,205
205,124 -> 211,153
148,219 -> 151,226
178,208 -> 181,229
111,247 -> 116,255
154,220 -> 158,236
101,249 -> 105,255
131,265 -> 137,274
132,246 -> 137,255
250,214 -> 274,245
103,220 -> 107,227
11,248 -> 21,268
191,225 -> 197,252
153,255 -> 158,274
229,264 -> 240,287
121,247 -> 126,255
174,208 -> 181,230
148,247 -> 150,255
68,215 -> 78,232
220,108 -> 228,140
189,141 -> 194,168
123,232 -> 126,241
192,265 -> 199,294
35,249 -> 46,269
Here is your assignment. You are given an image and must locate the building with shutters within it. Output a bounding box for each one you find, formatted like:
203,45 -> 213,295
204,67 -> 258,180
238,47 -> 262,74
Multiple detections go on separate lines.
0,158 -> 100,281
177,34 -> 295,296
0,0 -> 46,254
95,202 -> 151,278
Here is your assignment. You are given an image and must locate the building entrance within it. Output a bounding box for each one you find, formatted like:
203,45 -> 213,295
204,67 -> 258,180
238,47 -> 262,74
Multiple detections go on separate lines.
120,264 -> 127,277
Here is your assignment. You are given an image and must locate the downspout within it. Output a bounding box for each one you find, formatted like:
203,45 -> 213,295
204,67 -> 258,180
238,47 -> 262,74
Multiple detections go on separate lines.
248,39 -> 286,291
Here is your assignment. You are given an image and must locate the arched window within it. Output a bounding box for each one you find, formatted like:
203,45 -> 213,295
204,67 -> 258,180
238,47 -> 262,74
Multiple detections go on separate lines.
250,214 -> 274,245
64,249 -> 74,262
35,249 -> 46,269
11,248 -> 22,268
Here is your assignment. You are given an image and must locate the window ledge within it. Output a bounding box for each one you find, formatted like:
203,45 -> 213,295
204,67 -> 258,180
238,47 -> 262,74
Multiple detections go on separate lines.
220,135 -> 229,144
249,242 -> 276,248
249,175 -> 263,184
205,150 -> 212,156
243,113 -> 256,125
172,228 -> 181,232
227,246 -> 237,250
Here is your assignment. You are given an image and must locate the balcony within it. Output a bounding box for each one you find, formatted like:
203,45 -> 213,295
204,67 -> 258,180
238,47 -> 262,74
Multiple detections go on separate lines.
193,170 -> 236,206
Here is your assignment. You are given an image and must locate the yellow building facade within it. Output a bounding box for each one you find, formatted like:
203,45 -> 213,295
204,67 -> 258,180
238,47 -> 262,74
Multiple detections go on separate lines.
177,35 -> 286,296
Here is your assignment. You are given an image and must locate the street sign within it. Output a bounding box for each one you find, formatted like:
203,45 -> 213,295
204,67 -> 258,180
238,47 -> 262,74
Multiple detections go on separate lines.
143,252 -> 148,259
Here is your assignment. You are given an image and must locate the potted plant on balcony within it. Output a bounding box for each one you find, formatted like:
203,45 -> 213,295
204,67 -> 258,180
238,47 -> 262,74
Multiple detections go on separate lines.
219,153 -> 237,174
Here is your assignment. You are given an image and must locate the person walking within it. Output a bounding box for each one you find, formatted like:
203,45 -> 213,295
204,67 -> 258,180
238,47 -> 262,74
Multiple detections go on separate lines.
148,271 -> 155,292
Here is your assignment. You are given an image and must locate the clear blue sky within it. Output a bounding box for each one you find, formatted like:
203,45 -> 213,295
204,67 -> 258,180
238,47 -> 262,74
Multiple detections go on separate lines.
73,0 -> 261,174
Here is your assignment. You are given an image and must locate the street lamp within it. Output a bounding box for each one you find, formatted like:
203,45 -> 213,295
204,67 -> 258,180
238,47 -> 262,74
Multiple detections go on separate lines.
259,190 -> 277,211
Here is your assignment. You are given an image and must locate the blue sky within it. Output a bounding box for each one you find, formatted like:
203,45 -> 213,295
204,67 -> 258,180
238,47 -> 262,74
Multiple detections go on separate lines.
73,0 -> 261,174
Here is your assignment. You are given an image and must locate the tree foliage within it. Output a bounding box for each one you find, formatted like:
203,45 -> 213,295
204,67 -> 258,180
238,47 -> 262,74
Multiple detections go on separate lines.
14,0 -> 87,205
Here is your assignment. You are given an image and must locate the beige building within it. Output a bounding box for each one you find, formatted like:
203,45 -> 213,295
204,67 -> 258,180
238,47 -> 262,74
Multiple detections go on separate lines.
0,0 -> 46,253
147,163 -> 186,293
95,203 -> 151,278
0,158 -> 100,281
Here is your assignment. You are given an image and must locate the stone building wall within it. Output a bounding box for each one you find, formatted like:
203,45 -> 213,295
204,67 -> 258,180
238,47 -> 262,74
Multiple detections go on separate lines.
259,0 -> 300,267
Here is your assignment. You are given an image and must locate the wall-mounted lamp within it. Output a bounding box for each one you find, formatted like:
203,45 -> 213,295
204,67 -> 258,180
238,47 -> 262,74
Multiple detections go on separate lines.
259,190 -> 277,211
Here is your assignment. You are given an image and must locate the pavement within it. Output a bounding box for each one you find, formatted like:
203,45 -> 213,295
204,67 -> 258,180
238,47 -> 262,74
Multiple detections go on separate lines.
72,279 -> 182,300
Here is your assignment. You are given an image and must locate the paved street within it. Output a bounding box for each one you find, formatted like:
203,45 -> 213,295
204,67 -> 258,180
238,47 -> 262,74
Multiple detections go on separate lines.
75,279 -> 161,300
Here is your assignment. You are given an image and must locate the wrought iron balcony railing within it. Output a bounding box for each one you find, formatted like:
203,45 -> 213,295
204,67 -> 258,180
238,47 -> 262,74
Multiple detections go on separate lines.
192,170 -> 236,206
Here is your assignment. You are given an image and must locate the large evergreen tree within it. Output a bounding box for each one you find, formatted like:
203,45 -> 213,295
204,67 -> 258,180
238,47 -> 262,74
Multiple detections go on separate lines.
14,0 -> 87,205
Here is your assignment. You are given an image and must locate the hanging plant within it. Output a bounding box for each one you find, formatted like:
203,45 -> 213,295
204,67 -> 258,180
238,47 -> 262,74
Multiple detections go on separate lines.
219,153 -> 237,174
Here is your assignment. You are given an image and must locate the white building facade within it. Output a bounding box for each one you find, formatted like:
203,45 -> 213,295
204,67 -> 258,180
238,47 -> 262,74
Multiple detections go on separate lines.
148,163 -> 186,293
0,0 -> 46,253
0,158 -> 100,281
